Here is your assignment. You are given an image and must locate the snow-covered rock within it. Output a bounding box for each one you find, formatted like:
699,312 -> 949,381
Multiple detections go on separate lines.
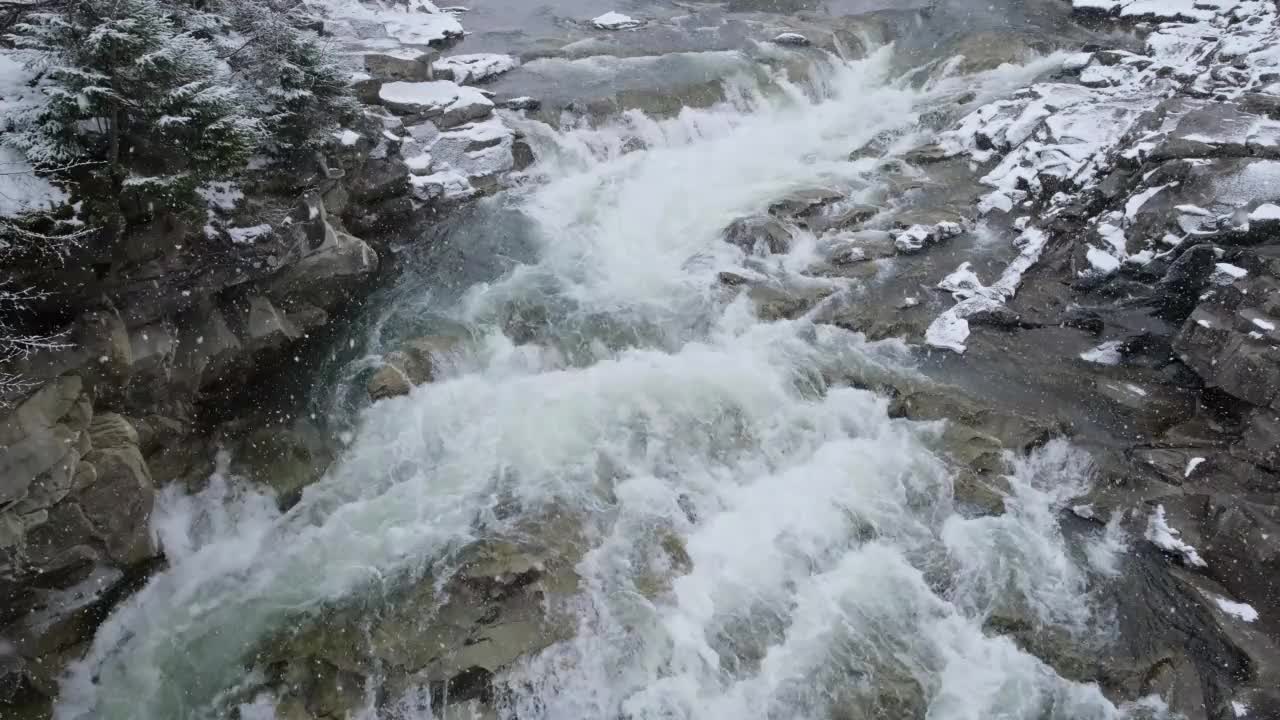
378,80 -> 494,127
1145,504 -> 1207,567
925,228 -> 1047,354
400,115 -> 516,201
892,222 -> 963,254
592,11 -> 642,30
306,0 -> 463,46
772,33 -> 811,46
433,53 -> 519,85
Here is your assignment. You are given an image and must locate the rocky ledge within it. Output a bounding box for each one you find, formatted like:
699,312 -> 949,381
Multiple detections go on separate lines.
691,1 -> 1280,717
0,0 -> 542,711
5,0 -> 1280,717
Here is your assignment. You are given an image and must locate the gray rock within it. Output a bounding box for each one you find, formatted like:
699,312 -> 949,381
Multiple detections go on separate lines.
1239,409 -> 1280,471
892,221 -> 964,254
1150,102 -> 1280,162
80,428 -> 155,566
88,413 -> 139,450
259,512 -> 582,717
768,188 -> 844,219
1150,244 -> 1217,321
0,376 -> 88,508
722,215 -> 795,256
229,420 -> 334,510
1199,496 -> 1280,624
264,226 -> 380,312
348,154 -> 412,204
175,304 -> 243,389
241,295 -> 305,352
364,50 -> 438,83
367,336 -> 462,401
1176,301 -> 1280,409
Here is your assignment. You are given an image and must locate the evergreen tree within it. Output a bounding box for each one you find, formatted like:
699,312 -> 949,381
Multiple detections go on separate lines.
8,0 -> 260,219
213,0 -> 355,154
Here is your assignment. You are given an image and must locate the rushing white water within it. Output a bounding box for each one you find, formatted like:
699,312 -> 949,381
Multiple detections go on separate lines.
57,46 -> 1149,720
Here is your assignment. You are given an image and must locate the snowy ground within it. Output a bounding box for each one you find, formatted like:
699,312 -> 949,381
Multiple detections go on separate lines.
924,0 -> 1280,354
0,51 -> 69,219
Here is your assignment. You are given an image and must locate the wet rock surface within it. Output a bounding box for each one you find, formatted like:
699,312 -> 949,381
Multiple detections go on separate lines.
5,0 -> 1280,717
699,0 -> 1280,715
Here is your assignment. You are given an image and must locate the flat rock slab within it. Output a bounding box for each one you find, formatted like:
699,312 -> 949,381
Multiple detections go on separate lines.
379,80 -> 495,126
1153,102 -> 1280,161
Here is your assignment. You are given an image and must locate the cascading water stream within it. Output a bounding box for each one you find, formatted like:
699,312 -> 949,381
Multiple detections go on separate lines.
55,45 -> 1152,720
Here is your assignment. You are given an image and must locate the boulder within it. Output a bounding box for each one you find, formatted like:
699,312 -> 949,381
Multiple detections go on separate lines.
348,155 -> 412,204
364,49 -> 438,83
1198,496 -> 1280,623
239,295 -> 307,352
229,420 -> 334,510
259,511 -> 582,718
1176,302 -> 1280,409
367,336 -> 461,401
0,376 -> 89,510
1,404 -> 155,708
174,304 -> 243,389
264,226 -> 380,312
767,187 -> 844,219
378,81 -> 495,128
79,441 -> 154,566
1238,409 -> 1280,471
1150,244 -> 1217,321
722,215 -> 795,256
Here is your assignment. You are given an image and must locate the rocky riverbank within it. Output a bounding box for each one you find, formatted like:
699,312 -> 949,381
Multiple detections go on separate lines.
3,0 -> 1280,718
704,0 -> 1280,716
0,0 -> 533,711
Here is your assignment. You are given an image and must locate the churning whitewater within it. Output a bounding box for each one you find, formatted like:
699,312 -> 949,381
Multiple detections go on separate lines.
57,46 -> 1151,720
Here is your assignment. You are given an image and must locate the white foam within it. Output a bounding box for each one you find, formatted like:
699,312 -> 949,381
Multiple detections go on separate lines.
56,50 -> 1131,720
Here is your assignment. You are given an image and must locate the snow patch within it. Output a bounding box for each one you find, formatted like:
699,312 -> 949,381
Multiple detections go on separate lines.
0,147 -> 70,218
1184,456 -> 1205,478
1080,340 -> 1123,365
1248,203 -> 1280,222
333,129 -> 361,147
1086,246 -> 1122,274
1210,595 -> 1259,622
197,182 -> 244,212
227,224 -> 272,245
1144,504 -> 1207,567
925,228 -> 1047,354
307,0 -> 464,46
1212,263 -> 1248,285
433,53 -> 519,84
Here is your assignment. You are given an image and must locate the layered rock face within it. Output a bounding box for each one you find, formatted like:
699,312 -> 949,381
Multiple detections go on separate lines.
0,1 -> 529,710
